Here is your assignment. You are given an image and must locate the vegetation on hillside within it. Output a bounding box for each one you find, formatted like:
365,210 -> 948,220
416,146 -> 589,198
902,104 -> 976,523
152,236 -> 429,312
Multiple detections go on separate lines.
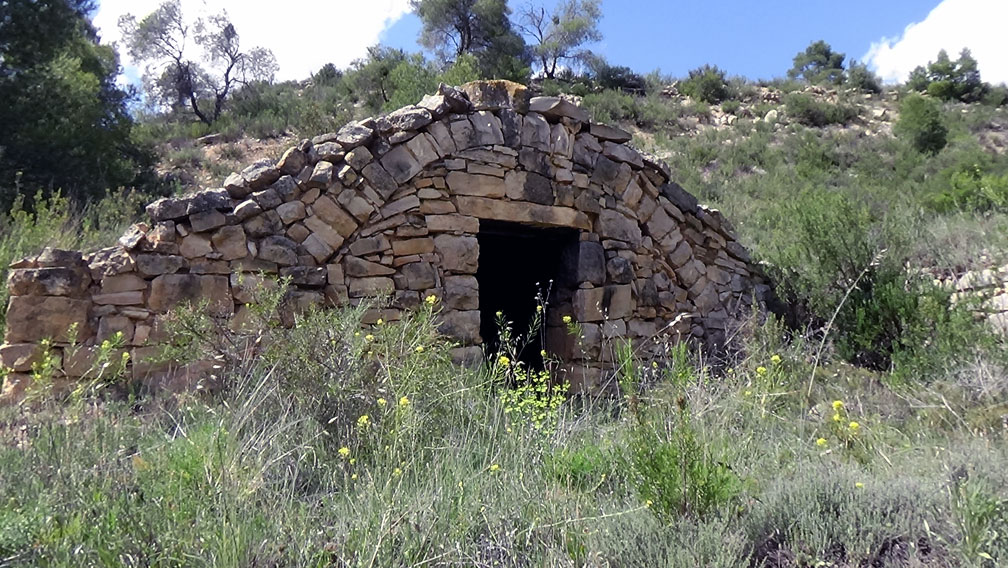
2,2 -> 1008,564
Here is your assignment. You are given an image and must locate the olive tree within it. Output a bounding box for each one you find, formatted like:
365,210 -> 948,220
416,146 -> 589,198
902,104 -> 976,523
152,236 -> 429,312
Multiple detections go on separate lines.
119,0 -> 277,124
518,0 -> 602,79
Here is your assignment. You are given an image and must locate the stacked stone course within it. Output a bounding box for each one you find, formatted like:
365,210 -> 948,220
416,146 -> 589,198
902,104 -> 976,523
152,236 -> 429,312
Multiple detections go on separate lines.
1,80 -> 773,399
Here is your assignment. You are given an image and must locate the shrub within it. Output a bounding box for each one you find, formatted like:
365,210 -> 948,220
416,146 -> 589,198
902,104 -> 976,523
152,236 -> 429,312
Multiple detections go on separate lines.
894,93 -> 948,154
585,56 -> 647,94
629,407 -> 740,519
581,89 -> 639,123
679,65 -> 732,104
784,92 -> 859,127
756,188 -> 992,373
845,61 -> 882,94
720,99 -> 741,115
926,163 -> 1008,213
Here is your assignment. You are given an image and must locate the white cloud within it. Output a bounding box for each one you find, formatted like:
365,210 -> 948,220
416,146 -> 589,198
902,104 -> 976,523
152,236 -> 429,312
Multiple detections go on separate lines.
864,0 -> 1008,85
92,0 -> 413,82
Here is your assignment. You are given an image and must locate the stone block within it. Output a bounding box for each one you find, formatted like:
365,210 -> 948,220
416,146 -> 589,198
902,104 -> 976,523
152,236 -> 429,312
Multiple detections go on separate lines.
380,144 -> 423,185
97,315 -> 135,344
101,274 -> 147,293
180,234 -> 213,259
189,209 -> 226,233
456,196 -> 590,230
573,287 -> 605,322
4,296 -> 91,343
0,343 -> 49,372
276,200 -> 307,225
348,234 -> 391,256
395,261 -> 437,290
211,225 -> 248,261
605,285 -> 633,319
7,267 -> 90,297
257,236 -> 298,266
92,291 -> 144,306
597,209 -> 642,246
446,171 -> 506,198
311,195 -> 358,237
444,275 -> 478,310
149,274 -> 232,316
437,310 -> 481,343
348,277 -> 395,297
344,256 -> 395,277
434,234 -> 479,273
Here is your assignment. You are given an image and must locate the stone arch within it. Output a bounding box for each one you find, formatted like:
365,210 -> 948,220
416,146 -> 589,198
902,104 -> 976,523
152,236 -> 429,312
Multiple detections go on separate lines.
0,81 -> 773,397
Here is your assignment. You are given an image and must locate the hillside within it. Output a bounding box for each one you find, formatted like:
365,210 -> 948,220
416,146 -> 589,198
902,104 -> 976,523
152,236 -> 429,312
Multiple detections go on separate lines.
1,78 -> 1008,567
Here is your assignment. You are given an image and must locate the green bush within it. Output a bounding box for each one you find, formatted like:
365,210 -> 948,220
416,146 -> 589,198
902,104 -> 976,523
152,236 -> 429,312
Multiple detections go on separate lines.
629,409 -> 740,519
582,89 -> 640,123
894,93 -> 948,154
757,188 -> 993,373
679,65 -> 732,104
926,163 -> 1008,213
784,92 -> 859,127
845,61 -> 882,94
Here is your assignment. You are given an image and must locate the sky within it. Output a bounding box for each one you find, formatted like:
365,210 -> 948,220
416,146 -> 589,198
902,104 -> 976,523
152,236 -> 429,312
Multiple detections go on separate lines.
92,0 -> 1008,86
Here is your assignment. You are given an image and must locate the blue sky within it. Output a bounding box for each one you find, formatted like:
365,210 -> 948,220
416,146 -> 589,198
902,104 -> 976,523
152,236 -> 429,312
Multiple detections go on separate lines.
94,0 -> 1007,85
381,0 -> 938,80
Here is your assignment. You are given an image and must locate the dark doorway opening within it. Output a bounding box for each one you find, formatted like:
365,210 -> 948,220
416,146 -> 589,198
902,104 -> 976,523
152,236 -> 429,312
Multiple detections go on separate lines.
477,220 -> 579,370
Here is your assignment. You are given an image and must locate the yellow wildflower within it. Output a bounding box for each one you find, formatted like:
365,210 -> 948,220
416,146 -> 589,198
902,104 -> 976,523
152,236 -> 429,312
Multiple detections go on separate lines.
377,398 -> 387,407
848,421 -> 860,432
495,310 -> 503,318
540,349 -> 547,358
351,473 -> 358,480
399,396 -> 410,408
357,415 -> 370,428
744,390 -> 752,397
488,463 -> 500,472
393,467 -> 402,477
498,355 -> 511,367
415,345 -> 425,353
645,500 -> 653,508
536,304 -> 543,313
365,334 -> 375,342
425,294 -> 437,305
376,318 -> 383,325
770,354 -> 782,365
338,447 -> 350,458
756,366 -> 767,375
816,438 -> 828,447
562,315 -> 572,324
832,413 -> 841,422
354,331 -> 361,337
832,400 -> 844,411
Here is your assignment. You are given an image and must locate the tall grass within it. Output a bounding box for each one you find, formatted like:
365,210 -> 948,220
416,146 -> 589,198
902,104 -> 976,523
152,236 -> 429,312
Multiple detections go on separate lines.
2,297 -> 1007,566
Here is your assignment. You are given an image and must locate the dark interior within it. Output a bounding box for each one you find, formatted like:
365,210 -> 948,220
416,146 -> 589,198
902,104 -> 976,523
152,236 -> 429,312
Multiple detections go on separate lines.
476,220 -> 579,369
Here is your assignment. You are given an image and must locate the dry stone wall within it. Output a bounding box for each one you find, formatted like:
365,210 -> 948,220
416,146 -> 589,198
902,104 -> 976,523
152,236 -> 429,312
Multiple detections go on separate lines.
1,81 -> 774,399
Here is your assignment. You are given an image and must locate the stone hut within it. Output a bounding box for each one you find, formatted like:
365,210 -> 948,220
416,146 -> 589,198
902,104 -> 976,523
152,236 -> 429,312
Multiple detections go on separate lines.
0,81 -> 773,399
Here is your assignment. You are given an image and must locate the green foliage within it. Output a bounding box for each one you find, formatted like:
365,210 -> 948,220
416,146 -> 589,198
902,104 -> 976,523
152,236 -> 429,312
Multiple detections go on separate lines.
788,39 -> 846,85
910,48 -> 989,103
119,0 -> 278,125
927,163 -> 1008,214
411,0 -> 530,81
0,0 -> 150,209
584,55 -> 647,93
629,409 -> 741,520
894,93 -> 948,154
784,92 -> 859,127
756,186 -> 993,373
679,64 -> 732,104
845,60 -> 882,93
519,0 -> 602,79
